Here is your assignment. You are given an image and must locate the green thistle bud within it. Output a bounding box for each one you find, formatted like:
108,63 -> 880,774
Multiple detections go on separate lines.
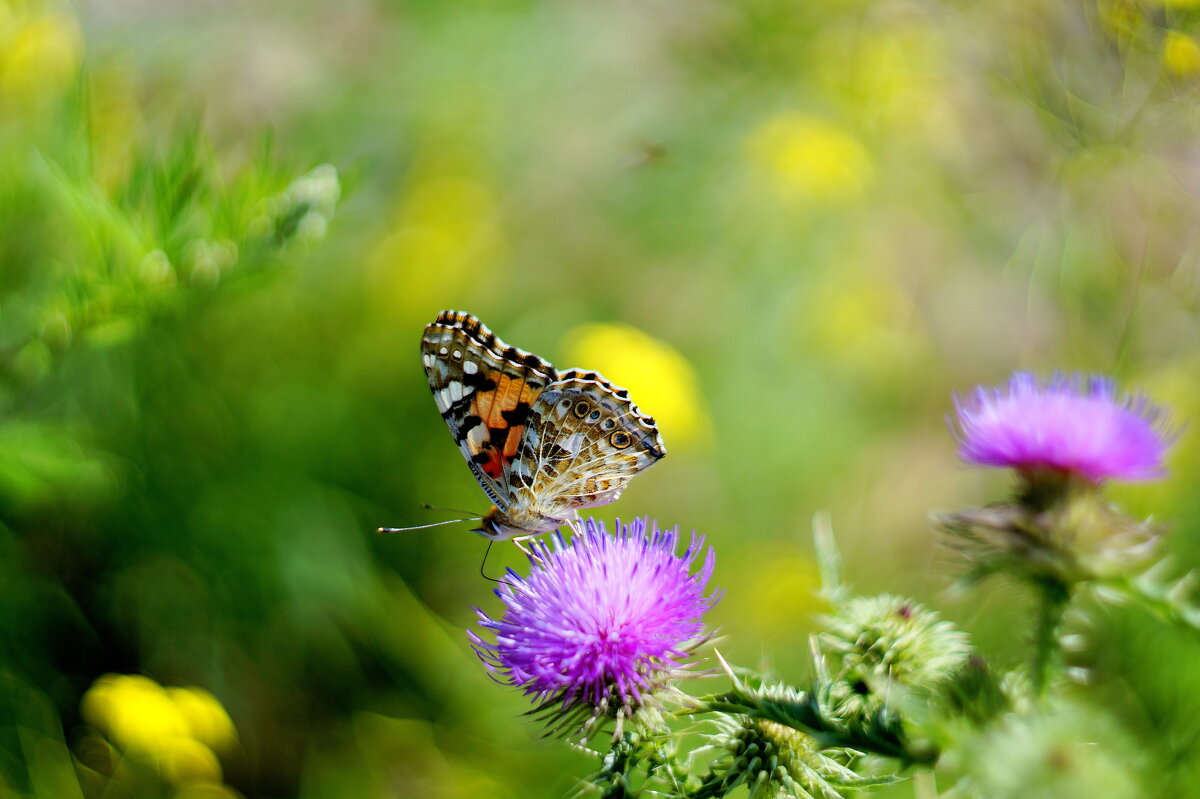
819,595 -> 971,719
693,712 -> 863,799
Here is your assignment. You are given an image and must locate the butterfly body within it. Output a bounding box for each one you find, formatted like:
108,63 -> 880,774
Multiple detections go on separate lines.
422,310 -> 665,541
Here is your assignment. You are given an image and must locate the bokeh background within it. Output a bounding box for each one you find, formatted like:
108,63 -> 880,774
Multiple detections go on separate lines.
3,0 -> 1200,796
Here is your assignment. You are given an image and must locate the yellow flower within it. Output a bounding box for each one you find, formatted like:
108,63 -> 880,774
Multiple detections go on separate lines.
81,675 -> 236,760
0,11 -> 83,109
161,737 -> 223,786
1098,1 -> 1142,44
560,323 -> 709,448
367,145 -> 509,318
167,688 -> 237,753
745,112 -> 873,204
83,675 -> 189,755
1163,31 -> 1200,76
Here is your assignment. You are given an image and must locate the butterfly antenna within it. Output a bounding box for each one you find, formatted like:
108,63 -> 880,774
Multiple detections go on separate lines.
420,502 -> 483,516
377,517 -> 481,533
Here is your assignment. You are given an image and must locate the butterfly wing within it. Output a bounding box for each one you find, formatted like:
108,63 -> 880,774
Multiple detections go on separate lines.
508,368 -> 666,518
422,311 -> 558,510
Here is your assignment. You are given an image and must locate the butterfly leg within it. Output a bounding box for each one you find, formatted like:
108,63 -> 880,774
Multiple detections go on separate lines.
511,534 -> 551,566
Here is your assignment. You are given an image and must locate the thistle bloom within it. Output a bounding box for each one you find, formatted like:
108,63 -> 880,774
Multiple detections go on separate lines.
469,517 -> 718,735
952,372 -> 1175,483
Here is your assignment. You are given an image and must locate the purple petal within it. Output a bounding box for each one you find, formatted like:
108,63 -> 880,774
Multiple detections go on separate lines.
952,372 -> 1177,482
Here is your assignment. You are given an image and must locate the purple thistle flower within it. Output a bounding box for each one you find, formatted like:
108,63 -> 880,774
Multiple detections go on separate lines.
952,372 -> 1176,483
469,517 -> 718,735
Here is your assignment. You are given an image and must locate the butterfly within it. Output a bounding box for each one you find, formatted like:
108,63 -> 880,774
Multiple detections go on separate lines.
420,310 -> 666,541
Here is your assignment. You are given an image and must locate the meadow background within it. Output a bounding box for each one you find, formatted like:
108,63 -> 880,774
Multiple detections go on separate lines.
3,0 -> 1200,796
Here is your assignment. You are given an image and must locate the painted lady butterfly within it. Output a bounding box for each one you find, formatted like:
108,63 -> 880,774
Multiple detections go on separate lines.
421,310 -> 666,541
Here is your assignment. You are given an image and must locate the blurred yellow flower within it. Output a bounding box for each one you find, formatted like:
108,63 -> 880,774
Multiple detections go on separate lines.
1163,31 -> 1200,76
368,145 -> 509,318
560,323 -> 710,448
81,675 -> 236,762
745,113 -> 873,204
167,687 -> 237,753
161,737 -> 223,786
0,11 -> 82,109
1098,1 -> 1141,44
83,674 -> 189,754
822,26 -> 959,148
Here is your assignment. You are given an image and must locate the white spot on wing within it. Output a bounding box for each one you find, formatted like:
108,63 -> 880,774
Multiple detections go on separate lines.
439,346 -> 448,356
467,426 -> 487,447
463,361 -> 479,374
449,381 -> 464,402
562,433 -> 583,455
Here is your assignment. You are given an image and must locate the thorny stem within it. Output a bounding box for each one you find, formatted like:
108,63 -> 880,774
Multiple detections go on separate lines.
594,733 -> 637,799
1032,578 -> 1071,696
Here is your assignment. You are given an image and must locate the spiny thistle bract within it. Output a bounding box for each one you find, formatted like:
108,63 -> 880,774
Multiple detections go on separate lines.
469,517 -> 718,739
818,595 -> 971,719
690,713 -> 865,799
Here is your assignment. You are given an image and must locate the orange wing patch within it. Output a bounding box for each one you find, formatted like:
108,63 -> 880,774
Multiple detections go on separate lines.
470,372 -> 540,480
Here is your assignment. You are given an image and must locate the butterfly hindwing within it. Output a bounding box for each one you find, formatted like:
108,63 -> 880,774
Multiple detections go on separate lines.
421,311 -> 558,509
509,369 -> 666,516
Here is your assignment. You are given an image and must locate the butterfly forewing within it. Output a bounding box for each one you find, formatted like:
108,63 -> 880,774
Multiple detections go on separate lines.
421,311 -> 558,510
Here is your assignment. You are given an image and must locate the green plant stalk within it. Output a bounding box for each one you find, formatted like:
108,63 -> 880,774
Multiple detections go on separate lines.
1031,578 -> 1071,696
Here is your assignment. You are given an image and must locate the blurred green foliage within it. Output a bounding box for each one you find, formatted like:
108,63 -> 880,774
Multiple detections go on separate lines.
2,0 -> 1200,796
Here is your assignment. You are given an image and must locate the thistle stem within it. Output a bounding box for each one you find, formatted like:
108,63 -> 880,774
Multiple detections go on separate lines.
1031,578 -> 1070,696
